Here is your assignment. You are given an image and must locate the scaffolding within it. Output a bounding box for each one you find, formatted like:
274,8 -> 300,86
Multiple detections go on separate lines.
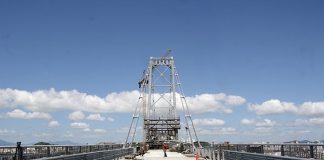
125,54 -> 201,150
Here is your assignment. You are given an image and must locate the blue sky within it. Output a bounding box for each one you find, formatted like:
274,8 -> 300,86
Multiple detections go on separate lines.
0,0 -> 324,144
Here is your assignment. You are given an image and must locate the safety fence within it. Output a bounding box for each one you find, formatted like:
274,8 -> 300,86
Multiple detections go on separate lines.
0,143 -> 131,160
198,143 -> 324,160
35,148 -> 134,160
223,150 -> 306,160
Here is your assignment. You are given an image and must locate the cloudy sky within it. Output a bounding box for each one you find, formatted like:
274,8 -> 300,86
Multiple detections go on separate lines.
0,0 -> 324,144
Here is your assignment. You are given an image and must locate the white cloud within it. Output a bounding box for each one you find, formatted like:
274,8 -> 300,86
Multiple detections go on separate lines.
86,114 -> 105,121
0,88 -> 139,113
249,99 -> 324,116
115,127 -> 130,133
219,127 -> 237,135
248,99 -> 298,115
193,118 -> 225,126
83,128 -> 91,132
309,118 -> 324,125
0,88 -> 245,114
288,130 -> 311,135
184,93 -> 246,114
256,119 -> 277,127
48,120 -> 60,128
33,132 -> 51,138
94,129 -> 107,134
241,118 -> 255,125
244,127 -> 273,135
107,117 -> 115,122
0,129 -> 16,135
225,95 -> 247,105
198,127 -> 237,135
69,111 -> 85,121
70,122 -> 89,129
6,109 -> 51,120
253,127 -> 273,134
63,132 -> 73,138
241,118 -> 276,127
294,118 -> 324,126
298,102 -> 324,116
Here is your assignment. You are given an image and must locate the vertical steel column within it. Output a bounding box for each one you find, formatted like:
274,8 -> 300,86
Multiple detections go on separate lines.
170,58 -> 177,118
142,83 -> 147,146
144,59 -> 153,144
147,58 -> 153,119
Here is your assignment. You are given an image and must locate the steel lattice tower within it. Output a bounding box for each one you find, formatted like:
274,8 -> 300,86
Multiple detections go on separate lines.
125,54 -> 201,150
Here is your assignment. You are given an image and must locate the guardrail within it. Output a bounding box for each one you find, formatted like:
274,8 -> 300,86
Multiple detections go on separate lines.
35,148 -> 134,160
0,142 -> 127,160
198,143 -> 324,160
223,150 -> 306,160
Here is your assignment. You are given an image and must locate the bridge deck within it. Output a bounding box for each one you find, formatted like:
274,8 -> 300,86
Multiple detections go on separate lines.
133,150 -> 197,160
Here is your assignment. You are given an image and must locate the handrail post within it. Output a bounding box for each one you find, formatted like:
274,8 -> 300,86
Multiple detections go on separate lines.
222,150 -> 225,160
15,142 -> 23,160
281,145 -> 284,156
47,146 -> 50,157
310,145 -> 314,158
65,146 -> 69,155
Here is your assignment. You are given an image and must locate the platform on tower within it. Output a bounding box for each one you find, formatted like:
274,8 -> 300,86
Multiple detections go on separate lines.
144,117 -> 181,149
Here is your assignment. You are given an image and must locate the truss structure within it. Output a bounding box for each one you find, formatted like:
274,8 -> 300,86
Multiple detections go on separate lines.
125,55 -> 201,149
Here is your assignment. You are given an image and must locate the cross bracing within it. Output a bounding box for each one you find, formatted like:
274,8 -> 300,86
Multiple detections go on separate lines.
125,54 -> 201,150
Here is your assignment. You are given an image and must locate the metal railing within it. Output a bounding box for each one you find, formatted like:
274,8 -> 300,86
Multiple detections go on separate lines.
197,143 -> 324,160
223,150 -> 306,160
0,143 -> 129,160
35,148 -> 134,160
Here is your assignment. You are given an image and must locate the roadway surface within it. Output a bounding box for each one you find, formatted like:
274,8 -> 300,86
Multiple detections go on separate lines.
133,150 -> 199,160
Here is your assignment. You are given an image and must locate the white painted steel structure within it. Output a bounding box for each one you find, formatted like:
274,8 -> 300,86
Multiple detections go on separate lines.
125,54 -> 201,150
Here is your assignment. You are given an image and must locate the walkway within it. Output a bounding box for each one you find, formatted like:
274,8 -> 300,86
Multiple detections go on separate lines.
134,150 -> 198,160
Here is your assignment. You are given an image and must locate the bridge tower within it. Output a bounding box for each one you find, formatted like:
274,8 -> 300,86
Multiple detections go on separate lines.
125,53 -> 201,150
